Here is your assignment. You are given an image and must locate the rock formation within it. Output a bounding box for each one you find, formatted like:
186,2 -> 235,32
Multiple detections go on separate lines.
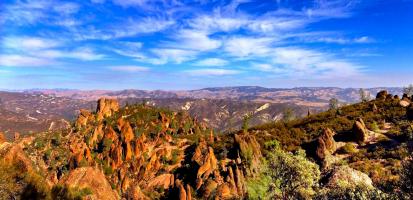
315,128 -> 337,163
376,90 -> 388,100
76,109 -> 93,128
0,132 -> 5,144
352,118 -> 368,144
234,133 -> 262,175
324,166 -> 373,189
96,98 -> 119,120
59,167 -> 119,200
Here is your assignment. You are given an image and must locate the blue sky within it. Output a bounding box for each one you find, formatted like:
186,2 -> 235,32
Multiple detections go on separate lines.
0,0 -> 412,90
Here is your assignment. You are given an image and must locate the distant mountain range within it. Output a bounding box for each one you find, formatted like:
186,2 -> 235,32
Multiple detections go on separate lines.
25,86 -> 403,104
0,87 -> 404,137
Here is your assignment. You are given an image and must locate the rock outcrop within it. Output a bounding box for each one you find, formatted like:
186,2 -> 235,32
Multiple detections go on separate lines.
96,98 -> 119,120
315,128 -> 337,163
76,109 -> 93,129
352,118 -> 368,144
376,90 -> 388,100
0,132 -> 5,144
234,133 -> 262,175
59,167 -> 119,200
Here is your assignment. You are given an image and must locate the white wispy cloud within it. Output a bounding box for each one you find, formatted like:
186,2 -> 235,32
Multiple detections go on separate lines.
266,47 -> 363,78
185,68 -> 241,76
2,36 -> 105,64
108,65 -> 149,72
223,37 -> 275,58
4,37 -> 61,50
149,48 -> 198,64
193,58 -> 229,67
166,29 -> 222,51
0,55 -> 56,67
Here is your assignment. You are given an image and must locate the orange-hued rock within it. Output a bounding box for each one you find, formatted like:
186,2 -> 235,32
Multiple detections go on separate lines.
176,180 -> 187,200
111,144 -> 123,169
124,142 -> 133,161
197,147 -> 218,179
216,183 -> 232,199
121,176 -> 130,193
129,186 -> 149,200
60,167 -> 119,200
0,143 -> 32,172
13,132 -> 20,141
0,132 -> 5,144
96,98 -> 119,120
89,124 -> 104,148
147,174 -> 174,189
118,118 -> 134,143
76,109 -> 93,128
186,184 -> 192,200
316,128 -> 337,161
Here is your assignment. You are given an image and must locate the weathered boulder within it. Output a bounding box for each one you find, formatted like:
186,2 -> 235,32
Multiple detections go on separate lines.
315,128 -> 337,162
97,98 -> 119,120
59,167 -> 119,200
376,90 -> 388,100
352,118 -> 368,144
325,166 -> 373,189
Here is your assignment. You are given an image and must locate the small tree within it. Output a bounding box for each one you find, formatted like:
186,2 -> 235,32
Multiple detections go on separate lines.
282,108 -> 295,122
359,88 -> 371,102
242,113 -> 252,134
266,142 -> 320,199
329,98 -> 339,110
403,84 -> 413,97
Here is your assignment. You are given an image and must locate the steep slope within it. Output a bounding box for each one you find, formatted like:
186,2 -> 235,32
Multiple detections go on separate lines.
249,91 -> 413,187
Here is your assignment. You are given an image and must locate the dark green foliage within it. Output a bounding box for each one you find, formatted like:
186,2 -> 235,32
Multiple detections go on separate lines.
51,184 -> 93,200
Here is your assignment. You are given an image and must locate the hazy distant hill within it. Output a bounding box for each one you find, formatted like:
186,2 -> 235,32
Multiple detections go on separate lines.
26,86 -> 403,105
1,87 -> 404,136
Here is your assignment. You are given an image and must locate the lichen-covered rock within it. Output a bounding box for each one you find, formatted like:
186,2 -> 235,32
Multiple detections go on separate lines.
325,166 -> 373,189
59,167 -> 119,200
352,118 -> 368,144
